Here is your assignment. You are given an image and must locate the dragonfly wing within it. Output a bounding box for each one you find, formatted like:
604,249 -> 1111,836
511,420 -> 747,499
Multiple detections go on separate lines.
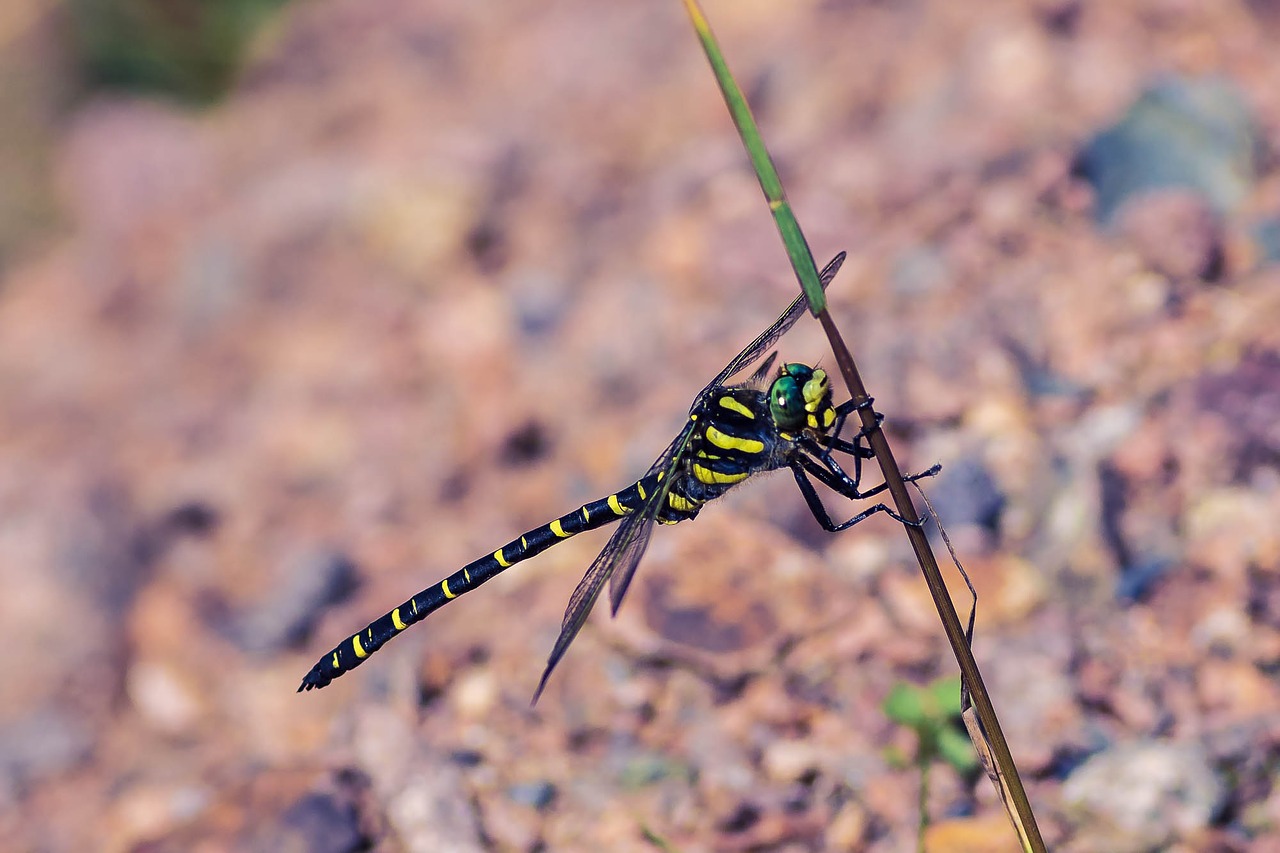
745,351 -> 780,388
532,501 -> 657,703
704,251 -> 846,392
606,423 -> 699,616
532,423 -> 694,702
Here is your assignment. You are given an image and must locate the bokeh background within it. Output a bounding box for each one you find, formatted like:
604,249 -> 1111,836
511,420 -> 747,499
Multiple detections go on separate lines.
3,1 -> 1280,850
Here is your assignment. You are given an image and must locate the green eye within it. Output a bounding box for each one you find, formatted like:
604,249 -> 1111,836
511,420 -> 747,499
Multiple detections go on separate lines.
769,376 -> 805,428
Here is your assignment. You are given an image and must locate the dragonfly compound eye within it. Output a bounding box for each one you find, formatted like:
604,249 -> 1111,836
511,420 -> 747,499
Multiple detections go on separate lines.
769,375 -> 806,430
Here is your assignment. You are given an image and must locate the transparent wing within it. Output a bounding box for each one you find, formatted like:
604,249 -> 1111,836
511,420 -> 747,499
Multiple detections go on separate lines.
532,421 -> 697,702
605,425 -> 701,616
703,251 -> 846,394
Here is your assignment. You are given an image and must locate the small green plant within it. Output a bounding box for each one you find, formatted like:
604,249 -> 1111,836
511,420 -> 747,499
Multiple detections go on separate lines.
884,676 -> 979,847
67,0 -> 293,104
885,676 -> 979,774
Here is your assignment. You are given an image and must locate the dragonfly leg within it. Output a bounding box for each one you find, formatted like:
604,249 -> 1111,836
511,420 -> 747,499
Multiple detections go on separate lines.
801,436 -> 867,497
830,397 -> 879,449
800,436 -> 892,499
834,396 -> 875,416
789,459 -> 923,531
811,442 -> 940,497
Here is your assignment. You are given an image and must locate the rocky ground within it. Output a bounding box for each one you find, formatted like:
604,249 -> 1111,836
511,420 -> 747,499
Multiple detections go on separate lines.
3,1 -> 1280,850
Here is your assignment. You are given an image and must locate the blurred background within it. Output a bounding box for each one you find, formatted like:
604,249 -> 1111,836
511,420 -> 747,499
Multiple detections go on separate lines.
3,0 -> 1280,850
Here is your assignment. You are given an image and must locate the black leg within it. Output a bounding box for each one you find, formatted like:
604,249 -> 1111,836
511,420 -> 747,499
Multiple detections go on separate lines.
822,433 -> 876,458
790,458 -> 925,530
809,428 -> 875,497
825,400 -> 883,467
799,453 -> 892,506
800,436 -> 940,501
830,397 -> 878,447
834,396 -> 875,417
800,434 -> 869,495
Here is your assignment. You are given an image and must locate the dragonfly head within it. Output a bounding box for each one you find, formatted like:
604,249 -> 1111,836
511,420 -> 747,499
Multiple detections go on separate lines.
769,363 -> 837,433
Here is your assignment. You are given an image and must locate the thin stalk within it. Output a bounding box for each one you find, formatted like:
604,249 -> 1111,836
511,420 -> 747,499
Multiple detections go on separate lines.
679,2 -> 1045,849
918,757 -> 930,853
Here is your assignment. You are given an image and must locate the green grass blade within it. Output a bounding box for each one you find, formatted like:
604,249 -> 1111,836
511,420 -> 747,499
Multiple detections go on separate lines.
681,0 -> 825,317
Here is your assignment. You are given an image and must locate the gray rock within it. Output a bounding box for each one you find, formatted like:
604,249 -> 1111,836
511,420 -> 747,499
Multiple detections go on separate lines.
1062,740 -> 1225,852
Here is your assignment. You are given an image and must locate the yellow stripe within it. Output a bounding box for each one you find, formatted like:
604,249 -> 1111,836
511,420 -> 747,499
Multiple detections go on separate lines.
521,535 -> 528,549
637,481 -> 647,500
807,414 -> 819,428
608,494 -> 628,515
550,519 -> 569,538
331,652 -> 340,668
657,470 -> 665,481
494,549 -> 510,567
706,424 -> 765,454
352,635 -> 368,659
693,463 -> 749,485
667,491 -> 698,512
718,396 -> 755,419
464,568 -> 471,582
411,598 -> 418,615
582,505 -> 591,522
392,608 -> 407,631
442,578 -> 456,599
823,407 -> 836,427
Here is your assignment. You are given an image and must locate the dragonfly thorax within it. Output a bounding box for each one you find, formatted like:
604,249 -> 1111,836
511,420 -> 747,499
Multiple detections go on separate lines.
768,363 -> 837,434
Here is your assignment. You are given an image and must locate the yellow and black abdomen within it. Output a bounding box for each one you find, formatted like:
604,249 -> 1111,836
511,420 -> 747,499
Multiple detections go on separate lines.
299,475 -> 661,690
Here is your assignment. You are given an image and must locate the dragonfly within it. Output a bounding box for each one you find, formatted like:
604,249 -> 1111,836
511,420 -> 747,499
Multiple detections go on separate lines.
299,251 -> 938,699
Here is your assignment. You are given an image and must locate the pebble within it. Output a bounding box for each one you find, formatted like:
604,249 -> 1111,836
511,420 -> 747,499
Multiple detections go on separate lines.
762,740 -> 823,784
451,668 -> 500,719
0,708 -> 93,803
1075,77 -> 1258,226
1115,189 -> 1225,281
106,782 -> 210,851
924,456 -> 1007,537
1062,741 -> 1225,852
924,813 -> 1023,853
1196,659 -> 1280,719
279,790 -> 369,853
825,800 -> 868,849
127,659 -> 207,735
229,549 -> 360,654
507,779 -> 557,810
